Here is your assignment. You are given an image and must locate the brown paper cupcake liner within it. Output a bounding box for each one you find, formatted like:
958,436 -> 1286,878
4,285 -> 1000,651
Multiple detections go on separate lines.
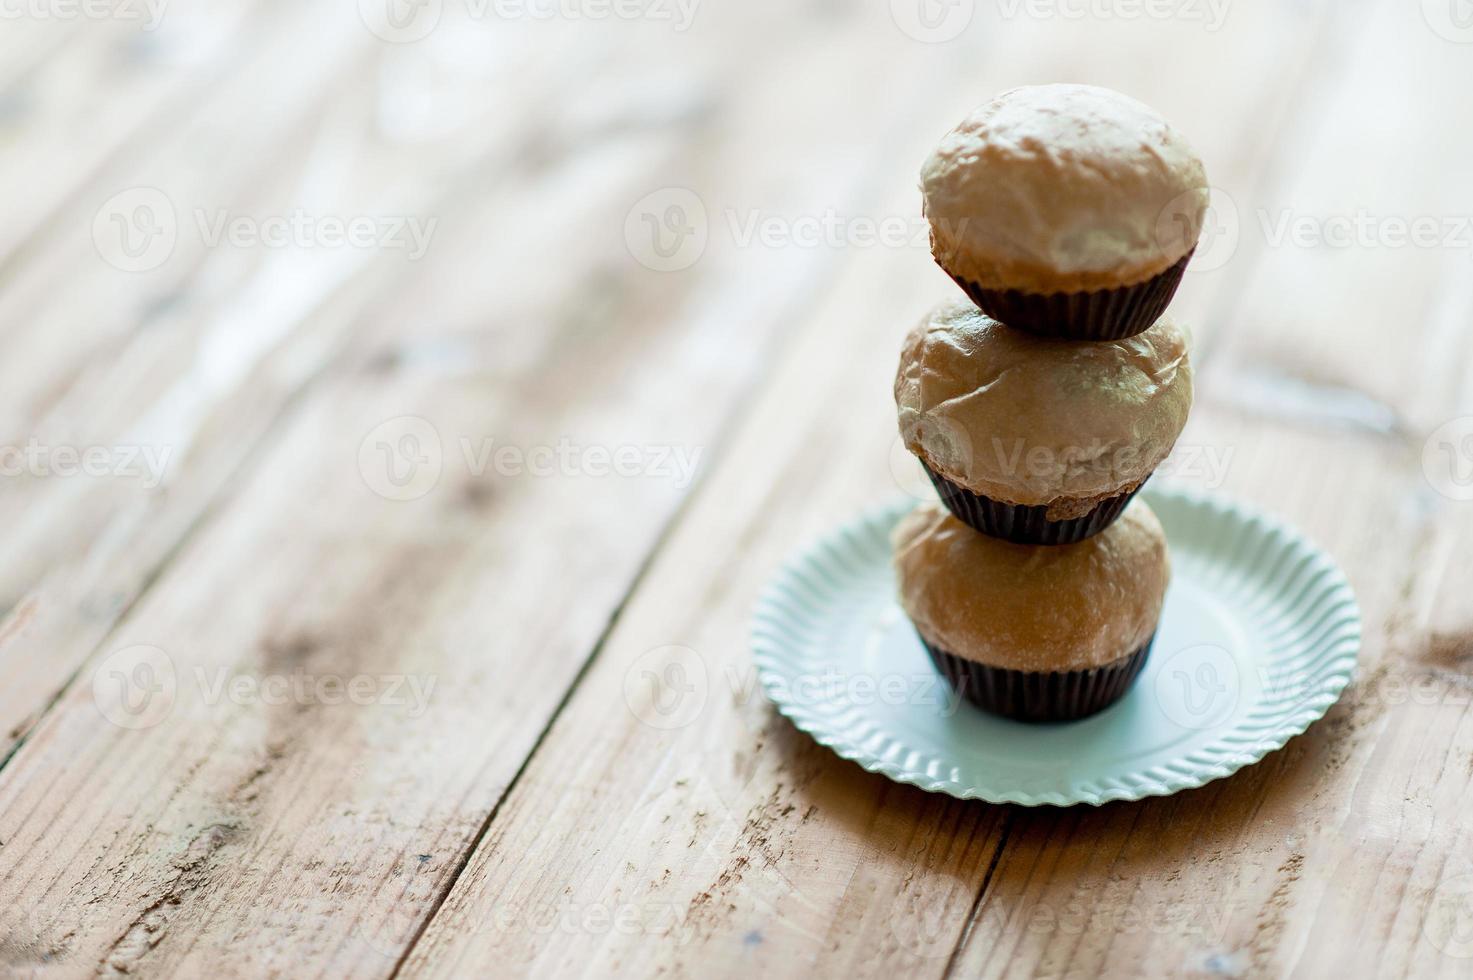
921,632 -> 1155,722
945,250 -> 1193,341
921,461 -> 1142,545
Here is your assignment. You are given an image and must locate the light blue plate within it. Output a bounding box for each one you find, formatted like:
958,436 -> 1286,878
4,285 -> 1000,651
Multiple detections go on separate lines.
751,483 -> 1361,806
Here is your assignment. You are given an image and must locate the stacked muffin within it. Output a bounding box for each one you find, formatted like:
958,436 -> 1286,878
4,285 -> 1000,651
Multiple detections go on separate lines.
893,85 -> 1208,722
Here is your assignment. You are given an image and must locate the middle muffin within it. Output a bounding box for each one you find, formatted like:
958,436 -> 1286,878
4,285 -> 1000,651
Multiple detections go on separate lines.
895,299 -> 1192,544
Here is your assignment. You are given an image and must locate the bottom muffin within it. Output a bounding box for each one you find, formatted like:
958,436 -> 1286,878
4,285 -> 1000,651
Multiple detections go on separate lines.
892,499 -> 1170,723
920,633 -> 1154,722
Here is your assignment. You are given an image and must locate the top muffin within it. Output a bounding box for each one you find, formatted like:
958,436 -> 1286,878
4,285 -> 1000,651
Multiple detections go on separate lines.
922,84 -> 1209,295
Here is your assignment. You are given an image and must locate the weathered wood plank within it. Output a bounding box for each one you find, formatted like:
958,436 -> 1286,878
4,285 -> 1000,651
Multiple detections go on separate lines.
0,3 -> 639,757
0,5 -> 988,977
399,5 -> 1343,975
0,0 -> 276,272
3,0 -> 1465,977
0,3 -> 384,759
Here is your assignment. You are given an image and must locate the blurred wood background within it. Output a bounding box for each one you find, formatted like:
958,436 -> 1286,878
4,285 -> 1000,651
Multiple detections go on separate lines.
1,0 -> 1472,976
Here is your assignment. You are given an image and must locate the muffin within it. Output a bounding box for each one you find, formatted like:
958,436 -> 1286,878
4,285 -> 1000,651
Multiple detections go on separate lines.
895,300 -> 1191,544
922,84 -> 1208,341
894,500 -> 1169,722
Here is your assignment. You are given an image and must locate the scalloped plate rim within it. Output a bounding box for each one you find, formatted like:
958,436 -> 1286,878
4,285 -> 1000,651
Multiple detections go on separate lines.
750,483 -> 1362,807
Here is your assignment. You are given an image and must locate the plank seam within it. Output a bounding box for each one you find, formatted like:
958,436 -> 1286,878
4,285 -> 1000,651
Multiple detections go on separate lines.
382,149 -> 901,975
0,350 -> 330,779
0,0 -> 292,291
941,808 -> 1017,980
383,473 -> 702,979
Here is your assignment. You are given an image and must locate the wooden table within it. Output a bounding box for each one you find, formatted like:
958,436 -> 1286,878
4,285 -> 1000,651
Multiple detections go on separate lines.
2,1 -> 1471,976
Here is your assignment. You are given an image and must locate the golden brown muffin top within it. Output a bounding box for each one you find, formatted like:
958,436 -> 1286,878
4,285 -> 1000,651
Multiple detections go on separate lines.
922,84 -> 1208,293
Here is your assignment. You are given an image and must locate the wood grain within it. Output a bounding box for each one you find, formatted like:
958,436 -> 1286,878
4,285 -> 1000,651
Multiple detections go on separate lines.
0,4 -> 1000,976
1,0 -> 1471,977
400,4 -> 1371,976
